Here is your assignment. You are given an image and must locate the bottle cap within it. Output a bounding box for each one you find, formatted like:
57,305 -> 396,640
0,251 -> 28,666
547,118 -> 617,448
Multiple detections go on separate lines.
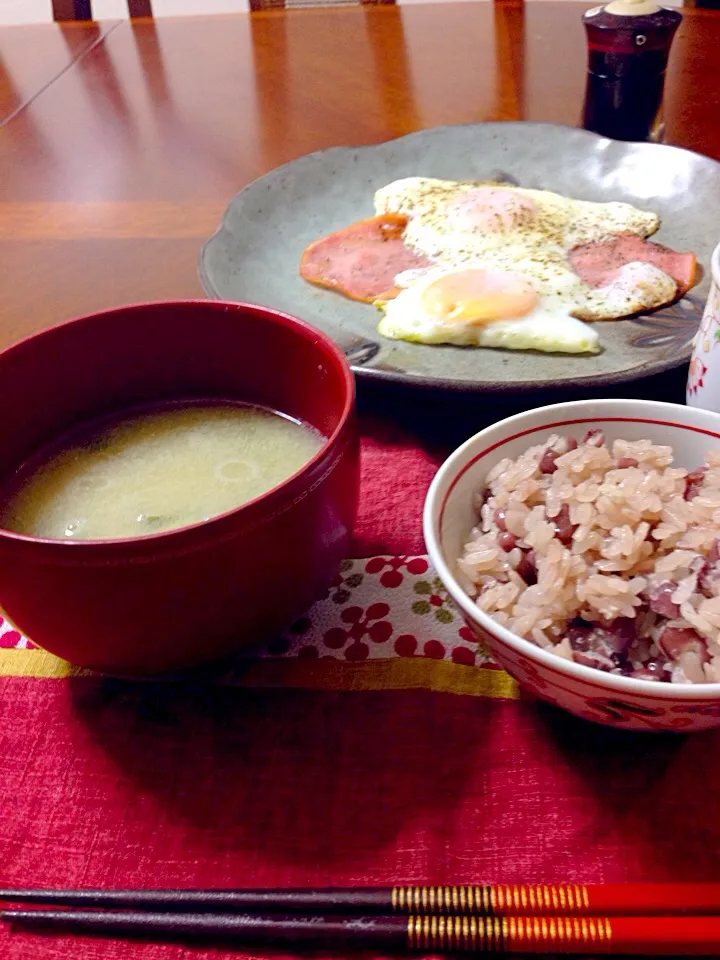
604,0 -> 661,15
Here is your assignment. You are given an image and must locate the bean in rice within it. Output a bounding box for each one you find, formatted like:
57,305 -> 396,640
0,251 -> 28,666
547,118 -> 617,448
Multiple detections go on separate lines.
458,430 -> 720,683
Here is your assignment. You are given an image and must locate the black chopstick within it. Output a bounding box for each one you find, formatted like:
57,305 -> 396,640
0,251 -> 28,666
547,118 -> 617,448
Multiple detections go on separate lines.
6,907 -> 720,954
6,883 -> 720,917
0,886 -> 396,914
0,909 -> 407,948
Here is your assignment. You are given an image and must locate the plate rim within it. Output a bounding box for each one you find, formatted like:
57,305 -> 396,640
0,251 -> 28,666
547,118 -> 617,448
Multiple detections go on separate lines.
199,120 -> 718,392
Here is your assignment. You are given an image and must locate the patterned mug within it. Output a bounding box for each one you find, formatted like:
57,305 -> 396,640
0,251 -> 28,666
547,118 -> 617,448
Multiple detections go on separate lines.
687,241 -> 720,410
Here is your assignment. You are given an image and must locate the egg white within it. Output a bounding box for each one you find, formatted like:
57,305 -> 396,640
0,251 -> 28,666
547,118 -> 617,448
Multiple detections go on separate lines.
377,269 -> 600,355
578,261 -> 677,321
374,178 -> 659,254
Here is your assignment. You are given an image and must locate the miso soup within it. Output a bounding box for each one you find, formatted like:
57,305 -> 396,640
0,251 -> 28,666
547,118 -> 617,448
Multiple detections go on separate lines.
0,402 -> 324,541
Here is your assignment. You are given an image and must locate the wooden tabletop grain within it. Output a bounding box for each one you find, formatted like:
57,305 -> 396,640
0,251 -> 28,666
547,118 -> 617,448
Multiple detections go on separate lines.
0,19 -> 120,126
1,3 -> 719,354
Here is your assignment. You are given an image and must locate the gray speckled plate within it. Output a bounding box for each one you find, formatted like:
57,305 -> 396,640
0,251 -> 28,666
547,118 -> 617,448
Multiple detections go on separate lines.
199,122 -> 720,392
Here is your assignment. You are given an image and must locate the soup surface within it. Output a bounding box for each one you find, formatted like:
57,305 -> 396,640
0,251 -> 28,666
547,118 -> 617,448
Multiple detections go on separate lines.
0,402 -> 323,541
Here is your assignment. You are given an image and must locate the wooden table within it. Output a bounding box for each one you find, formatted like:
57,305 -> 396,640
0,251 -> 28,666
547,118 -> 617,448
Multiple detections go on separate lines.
3,14 -> 720,960
1,2 -> 719,358
0,19 -> 118,125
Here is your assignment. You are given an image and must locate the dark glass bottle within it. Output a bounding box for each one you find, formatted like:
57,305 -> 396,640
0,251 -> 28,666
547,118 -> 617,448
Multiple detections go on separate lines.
582,2 -> 682,143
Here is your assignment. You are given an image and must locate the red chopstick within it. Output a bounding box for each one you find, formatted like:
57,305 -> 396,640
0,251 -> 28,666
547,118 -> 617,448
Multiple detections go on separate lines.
4,908 -> 720,954
2,883 -> 720,916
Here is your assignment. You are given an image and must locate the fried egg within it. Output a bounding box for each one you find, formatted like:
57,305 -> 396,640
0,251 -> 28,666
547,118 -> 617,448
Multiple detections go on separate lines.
374,178 -> 659,254
373,178 -> 676,323
368,177 -> 677,353
378,266 -> 600,354
299,174 -> 696,355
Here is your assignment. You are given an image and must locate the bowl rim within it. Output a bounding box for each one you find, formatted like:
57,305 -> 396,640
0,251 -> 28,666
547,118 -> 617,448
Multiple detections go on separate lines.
712,241 -> 720,290
0,299 -> 356,550
424,398 -> 720,700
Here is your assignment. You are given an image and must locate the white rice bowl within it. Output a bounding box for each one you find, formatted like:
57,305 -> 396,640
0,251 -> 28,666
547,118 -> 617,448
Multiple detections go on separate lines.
424,400 -> 720,731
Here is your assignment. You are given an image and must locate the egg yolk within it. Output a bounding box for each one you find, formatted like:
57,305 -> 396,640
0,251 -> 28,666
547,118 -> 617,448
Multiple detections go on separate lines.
446,187 -> 537,233
420,269 -> 539,325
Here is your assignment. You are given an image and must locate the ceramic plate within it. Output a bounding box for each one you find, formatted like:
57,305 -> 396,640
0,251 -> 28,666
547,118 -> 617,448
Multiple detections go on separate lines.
199,122 -> 720,391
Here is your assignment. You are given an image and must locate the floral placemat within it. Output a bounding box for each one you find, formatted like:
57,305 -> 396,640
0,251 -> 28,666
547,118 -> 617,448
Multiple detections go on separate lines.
268,556 -> 485,663
0,557 -> 519,699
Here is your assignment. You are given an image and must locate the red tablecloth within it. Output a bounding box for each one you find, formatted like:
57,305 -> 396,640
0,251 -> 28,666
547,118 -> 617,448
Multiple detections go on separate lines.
3,376 -> 720,960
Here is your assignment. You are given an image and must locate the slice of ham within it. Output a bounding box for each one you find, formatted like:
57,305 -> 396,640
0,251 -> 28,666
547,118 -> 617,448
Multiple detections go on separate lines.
300,214 -> 431,304
569,233 -> 697,296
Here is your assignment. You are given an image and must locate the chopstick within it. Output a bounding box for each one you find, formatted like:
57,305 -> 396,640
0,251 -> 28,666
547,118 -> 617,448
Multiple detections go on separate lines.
5,908 -> 720,954
2,883 -> 720,916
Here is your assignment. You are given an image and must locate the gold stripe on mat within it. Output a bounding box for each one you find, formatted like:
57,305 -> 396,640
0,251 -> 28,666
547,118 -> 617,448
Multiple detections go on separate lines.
0,649 -> 91,679
238,658 -> 519,698
0,648 -> 519,698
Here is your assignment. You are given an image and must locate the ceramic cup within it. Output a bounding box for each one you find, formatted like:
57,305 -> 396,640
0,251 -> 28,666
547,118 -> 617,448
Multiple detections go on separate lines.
687,241 -> 720,410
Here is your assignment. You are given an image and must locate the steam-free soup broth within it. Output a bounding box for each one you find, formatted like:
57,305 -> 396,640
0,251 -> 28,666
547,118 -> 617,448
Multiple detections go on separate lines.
0,403 -> 323,541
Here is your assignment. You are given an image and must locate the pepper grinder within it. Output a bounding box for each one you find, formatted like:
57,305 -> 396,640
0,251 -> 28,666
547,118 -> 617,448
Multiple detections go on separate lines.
582,0 -> 682,143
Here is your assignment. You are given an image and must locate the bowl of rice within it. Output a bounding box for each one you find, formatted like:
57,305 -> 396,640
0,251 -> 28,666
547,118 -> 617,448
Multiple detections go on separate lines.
424,399 -> 720,732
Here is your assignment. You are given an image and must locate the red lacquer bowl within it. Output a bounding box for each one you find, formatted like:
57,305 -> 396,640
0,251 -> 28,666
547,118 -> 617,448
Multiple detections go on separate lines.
0,301 -> 359,674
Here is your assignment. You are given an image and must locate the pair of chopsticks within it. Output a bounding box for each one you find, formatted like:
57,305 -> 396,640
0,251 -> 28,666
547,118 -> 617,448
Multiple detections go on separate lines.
3,883 -> 720,954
